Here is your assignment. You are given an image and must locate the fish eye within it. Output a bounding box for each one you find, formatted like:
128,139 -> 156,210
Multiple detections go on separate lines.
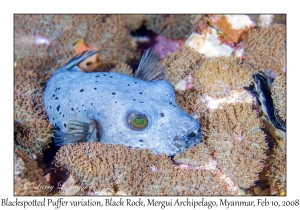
127,113 -> 148,130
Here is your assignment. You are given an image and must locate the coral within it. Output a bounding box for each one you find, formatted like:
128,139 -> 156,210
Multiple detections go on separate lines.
14,15 -> 86,67
14,148 -> 50,195
201,103 -> 268,188
54,143 -> 174,195
165,169 -> 230,195
190,15 -> 203,32
85,15 -> 138,69
109,62 -> 134,76
185,30 -> 235,57
122,15 -> 146,31
55,143 -> 172,195
161,45 -> 205,86
271,75 -> 286,121
174,143 -> 211,167
207,15 -> 255,43
54,143 -> 116,191
14,15 -> 138,71
146,15 -> 191,40
14,56 -> 53,158
266,139 -> 286,195
54,142 -> 236,195
175,90 -> 206,119
192,57 -> 254,98
243,23 -> 286,76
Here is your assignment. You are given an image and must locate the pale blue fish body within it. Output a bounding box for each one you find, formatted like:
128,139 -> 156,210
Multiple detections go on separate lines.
44,49 -> 201,155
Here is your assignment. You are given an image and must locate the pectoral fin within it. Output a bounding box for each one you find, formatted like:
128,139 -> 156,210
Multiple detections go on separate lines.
53,120 -> 102,146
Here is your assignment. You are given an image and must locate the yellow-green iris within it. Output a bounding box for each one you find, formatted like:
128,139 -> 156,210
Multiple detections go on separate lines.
129,114 -> 148,130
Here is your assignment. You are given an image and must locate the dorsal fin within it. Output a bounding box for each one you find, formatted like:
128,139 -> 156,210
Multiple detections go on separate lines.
134,47 -> 166,82
63,50 -> 100,70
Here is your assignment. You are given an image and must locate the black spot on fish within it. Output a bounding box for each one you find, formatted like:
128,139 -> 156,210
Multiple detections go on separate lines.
91,103 -> 93,105
115,101 -> 117,103
173,105 -> 176,107
140,101 -> 144,103
110,76 -> 113,78
76,108 -> 79,110
69,100 -> 71,102
95,81 -> 98,82
94,88 -> 97,90
58,87 -> 60,90
127,84 -> 130,86
71,108 -> 74,111
82,105 -> 84,107
112,92 -> 116,95
95,75 -> 100,78
52,117 -> 55,120
103,74 -> 106,76
169,102 -> 172,105
55,97 -> 58,100
135,82 -> 137,84
50,106 -> 52,109
133,99 -> 136,101
52,94 -> 55,97
59,112 -> 61,115
80,89 -> 84,92
63,114 -> 65,117
64,123 -> 66,128
160,113 -> 165,117
139,139 -> 144,142
139,92 -> 143,94
56,105 -> 60,111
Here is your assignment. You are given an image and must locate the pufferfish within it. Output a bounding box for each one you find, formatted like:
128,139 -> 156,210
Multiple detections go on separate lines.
44,48 -> 201,155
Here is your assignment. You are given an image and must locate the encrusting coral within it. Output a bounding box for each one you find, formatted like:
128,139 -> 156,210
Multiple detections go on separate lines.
85,15 -> 138,70
174,143 -> 211,167
192,57 -> 254,98
54,142 -> 236,195
14,15 -> 138,71
266,139 -> 286,195
54,143 -> 173,195
14,148 -> 50,195
243,23 -> 286,76
201,102 -> 268,188
146,15 -> 192,40
175,90 -> 207,121
206,15 -> 255,43
14,56 -> 53,158
109,62 -> 134,76
122,14 -> 146,31
270,75 -> 286,121
161,45 -> 205,86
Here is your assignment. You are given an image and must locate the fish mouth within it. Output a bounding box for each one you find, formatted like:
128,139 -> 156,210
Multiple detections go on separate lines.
172,127 -> 202,154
